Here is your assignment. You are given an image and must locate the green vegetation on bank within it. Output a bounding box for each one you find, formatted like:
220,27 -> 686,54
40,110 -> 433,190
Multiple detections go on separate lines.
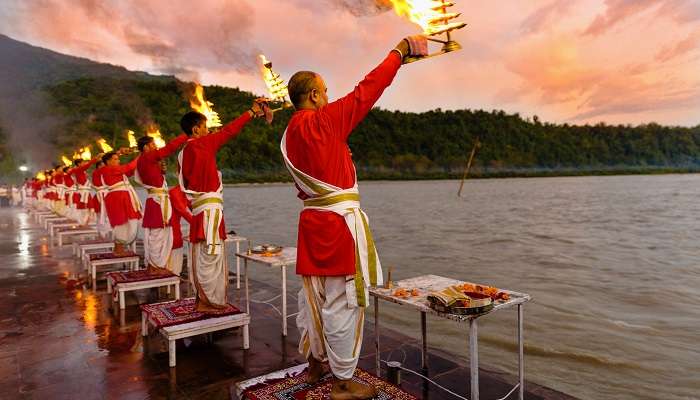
44,77 -> 700,183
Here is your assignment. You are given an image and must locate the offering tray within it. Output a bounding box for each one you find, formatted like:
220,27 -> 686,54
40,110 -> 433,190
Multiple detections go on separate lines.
428,290 -> 494,316
250,244 -> 283,255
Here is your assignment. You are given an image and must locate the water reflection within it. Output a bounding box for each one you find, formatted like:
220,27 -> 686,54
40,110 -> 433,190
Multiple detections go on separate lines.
83,291 -> 98,329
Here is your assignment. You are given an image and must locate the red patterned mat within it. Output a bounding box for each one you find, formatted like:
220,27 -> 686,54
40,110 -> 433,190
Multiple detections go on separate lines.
89,251 -> 138,261
106,269 -> 176,284
140,298 -> 241,329
241,368 -> 416,400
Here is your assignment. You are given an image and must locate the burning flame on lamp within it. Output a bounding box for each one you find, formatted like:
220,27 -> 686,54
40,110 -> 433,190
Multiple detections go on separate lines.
80,146 -> 92,161
61,155 -> 72,167
97,139 -> 113,153
259,54 -> 292,113
189,84 -> 222,128
146,127 -> 166,149
36,171 -> 46,181
127,130 -> 137,148
388,0 -> 466,63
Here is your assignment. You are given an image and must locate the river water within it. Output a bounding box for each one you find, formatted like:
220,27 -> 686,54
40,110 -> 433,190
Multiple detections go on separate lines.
217,175 -> 700,400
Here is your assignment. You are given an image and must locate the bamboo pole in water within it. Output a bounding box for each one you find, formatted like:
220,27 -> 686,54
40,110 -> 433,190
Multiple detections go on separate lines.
457,138 -> 480,197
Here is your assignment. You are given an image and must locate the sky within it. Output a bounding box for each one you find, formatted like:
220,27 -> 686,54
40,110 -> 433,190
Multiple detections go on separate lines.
1,0 -> 699,126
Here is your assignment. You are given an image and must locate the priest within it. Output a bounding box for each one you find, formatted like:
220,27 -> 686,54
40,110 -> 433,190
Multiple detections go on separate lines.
178,98 -> 270,312
283,36 -> 427,399
136,134 -> 187,273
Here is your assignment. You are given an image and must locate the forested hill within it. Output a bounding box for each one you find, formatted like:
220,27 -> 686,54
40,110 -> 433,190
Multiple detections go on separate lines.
2,34 -> 700,183
46,77 -> 700,182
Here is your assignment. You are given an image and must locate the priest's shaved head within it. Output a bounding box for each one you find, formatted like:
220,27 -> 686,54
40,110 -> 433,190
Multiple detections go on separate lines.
288,71 -> 328,110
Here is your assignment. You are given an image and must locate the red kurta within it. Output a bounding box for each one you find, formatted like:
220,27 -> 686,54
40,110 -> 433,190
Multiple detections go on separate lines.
90,167 -> 103,213
286,51 -> 401,276
71,159 -> 98,209
180,112 -> 252,243
64,173 -> 74,203
101,157 -> 141,227
137,134 -> 188,229
169,185 -> 193,249
52,173 -> 64,201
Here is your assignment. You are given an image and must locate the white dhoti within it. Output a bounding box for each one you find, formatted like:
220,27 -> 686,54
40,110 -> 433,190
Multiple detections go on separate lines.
143,227 -> 173,269
168,247 -> 184,276
73,208 -> 90,226
113,219 -> 138,245
191,241 -> 228,307
297,276 -> 365,380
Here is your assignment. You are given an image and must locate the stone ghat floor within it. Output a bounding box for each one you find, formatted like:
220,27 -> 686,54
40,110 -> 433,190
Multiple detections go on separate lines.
0,208 -> 577,400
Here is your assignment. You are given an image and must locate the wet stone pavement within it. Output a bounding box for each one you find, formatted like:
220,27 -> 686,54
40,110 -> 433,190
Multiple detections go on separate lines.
0,208 -> 575,400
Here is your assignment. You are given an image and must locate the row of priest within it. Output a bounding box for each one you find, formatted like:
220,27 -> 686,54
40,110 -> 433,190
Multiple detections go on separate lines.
25,35 -> 428,400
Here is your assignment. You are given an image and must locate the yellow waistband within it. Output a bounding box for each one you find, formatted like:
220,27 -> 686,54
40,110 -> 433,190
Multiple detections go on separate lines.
303,192 -> 360,208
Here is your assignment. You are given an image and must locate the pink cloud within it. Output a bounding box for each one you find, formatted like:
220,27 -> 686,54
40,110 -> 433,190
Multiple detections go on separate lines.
656,28 -> 700,62
0,0 -> 699,126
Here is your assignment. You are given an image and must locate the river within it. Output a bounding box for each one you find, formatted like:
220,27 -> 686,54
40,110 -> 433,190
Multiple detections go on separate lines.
216,175 -> 700,400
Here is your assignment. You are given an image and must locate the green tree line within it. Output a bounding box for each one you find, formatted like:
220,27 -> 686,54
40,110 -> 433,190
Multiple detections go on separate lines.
43,77 -> 700,183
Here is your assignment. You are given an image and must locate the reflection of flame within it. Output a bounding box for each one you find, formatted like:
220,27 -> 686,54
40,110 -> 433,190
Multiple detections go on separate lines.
258,54 -> 289,102
189,84 -> 222,128
83,292 -> 98,328
62,156 -> 72,167
389,0 -> 465,35
146,127 -> 166,149
97,139 -> 113,153
127,130 -> 137,148
80,146 -> 92,161
36,172 -> 46,180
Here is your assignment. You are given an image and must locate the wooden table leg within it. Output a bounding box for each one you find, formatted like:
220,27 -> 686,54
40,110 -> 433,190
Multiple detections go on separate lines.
469,319 -> 479,400
243,324 -> 250,349
169,340 -> 176,368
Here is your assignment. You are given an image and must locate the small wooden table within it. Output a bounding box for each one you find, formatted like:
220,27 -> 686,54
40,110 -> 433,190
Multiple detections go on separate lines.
44,217 -> 71,231
74,240 -> 113,258
370,275 -> 531,400
236,247 -> 297,336
107,271 -> 181,310
225,235 -> 247,289
49,222 -> 79,238
31,210 -> 54,223
58,227 -> 99,246
141,298 -> 250,368
87,253 -> 140,287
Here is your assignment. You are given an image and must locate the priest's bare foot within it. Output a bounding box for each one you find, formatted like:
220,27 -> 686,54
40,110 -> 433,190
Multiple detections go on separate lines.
195,302 -> 225,314
330,379 -> 377,400
147,265 -> 168,275
306,356 -> 327,384
113,242 -> 126,255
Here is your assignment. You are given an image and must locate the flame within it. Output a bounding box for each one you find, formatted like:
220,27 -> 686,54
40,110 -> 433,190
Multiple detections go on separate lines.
127,130 -> 137,148
146,127 -> 166,149
80,146 -> 92,161
97,139 -> 113,153
61,155 -> 72,167
36,171 -> 46,180
258,54 -> 289,102
388,0 -> 464,35
189,84 -> 222,128
72,151 -> 81,160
